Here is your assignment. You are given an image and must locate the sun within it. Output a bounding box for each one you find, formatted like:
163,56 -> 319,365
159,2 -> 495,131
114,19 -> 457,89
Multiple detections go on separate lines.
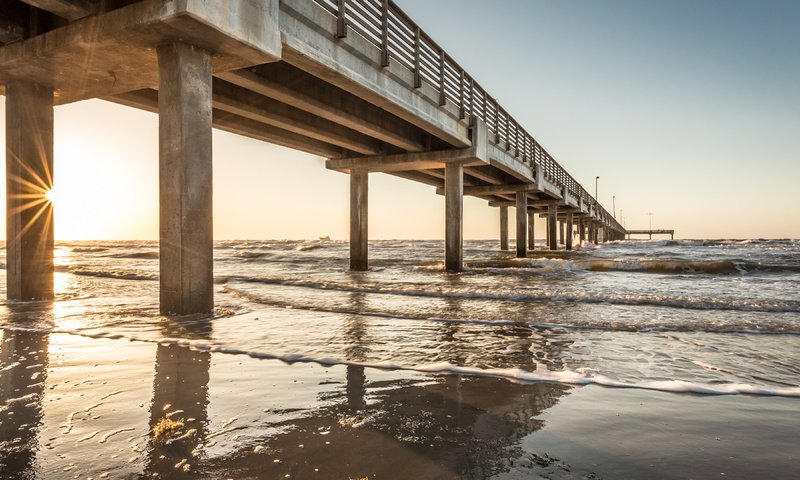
45,188 -> 58,204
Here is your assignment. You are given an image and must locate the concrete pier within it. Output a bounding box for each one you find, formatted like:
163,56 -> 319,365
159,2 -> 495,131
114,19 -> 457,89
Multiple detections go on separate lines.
515,191 -> 527,258
527,212 -> 535,250
445,163 -> 463,273
158,43 -> 214,315
579,216 -> 586,244
0,0 -> 629,309
500,206 -> 509,251
559,220 -> 565,245
350,169 -> 369,271
547,205 -> 558,250
565,212 -> 573,251
5,82 -> 54,300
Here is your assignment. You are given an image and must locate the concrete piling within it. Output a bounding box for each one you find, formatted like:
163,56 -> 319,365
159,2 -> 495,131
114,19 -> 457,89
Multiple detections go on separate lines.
515,191 -> 527,258
158,43 -> 214,315
5,82 -> 54,300
527,211 -> 535,250
350,169 -> 369,271
547,205 -> 558,250
566,211 -> 573,251
445,163 -> 463,272
500,206 -> 509,251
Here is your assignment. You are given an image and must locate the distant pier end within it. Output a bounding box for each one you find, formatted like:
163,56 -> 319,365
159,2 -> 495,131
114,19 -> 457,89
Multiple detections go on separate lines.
626,230 -> 675,240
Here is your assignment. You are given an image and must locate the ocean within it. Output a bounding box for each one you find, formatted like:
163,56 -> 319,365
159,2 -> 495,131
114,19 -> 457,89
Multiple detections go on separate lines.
1,238 -> 799,479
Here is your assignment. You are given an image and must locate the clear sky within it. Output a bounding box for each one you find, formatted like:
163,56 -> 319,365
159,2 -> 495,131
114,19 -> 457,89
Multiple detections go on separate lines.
1,0 -> 798,240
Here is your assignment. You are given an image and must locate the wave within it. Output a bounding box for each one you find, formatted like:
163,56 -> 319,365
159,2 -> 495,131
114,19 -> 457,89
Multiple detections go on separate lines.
69,268 -> 157,281
110,251 -> 159,259
222,286 -> 800,335
467,258 -> 800,275
2,324 -> 797,398
223,276 -> 800,313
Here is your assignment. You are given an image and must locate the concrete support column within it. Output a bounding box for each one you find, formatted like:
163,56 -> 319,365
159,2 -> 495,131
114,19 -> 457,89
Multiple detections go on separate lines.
5,82 -> 54,300
566,212 -> 574,251
579,216 -> 586,244
547,205 -> 558,250
499,206 -> 509,251
515,191 -> 527,258
444,163 -> 463,272
559,220 -> 565,245
349,169 -> 368,271
527,211 -> 535,250
158,43 -> 213,315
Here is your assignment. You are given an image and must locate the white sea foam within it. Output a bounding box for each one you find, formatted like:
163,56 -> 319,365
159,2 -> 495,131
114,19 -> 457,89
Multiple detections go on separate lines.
2,324 -> 796,399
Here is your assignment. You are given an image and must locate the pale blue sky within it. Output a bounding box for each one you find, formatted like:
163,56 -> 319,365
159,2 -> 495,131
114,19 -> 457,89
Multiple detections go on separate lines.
1,0 -> 797,239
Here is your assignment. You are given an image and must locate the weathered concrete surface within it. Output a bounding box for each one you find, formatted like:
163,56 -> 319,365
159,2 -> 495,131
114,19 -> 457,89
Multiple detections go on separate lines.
0,0 -> 281,104
5,82 -> 54,300
566,211 -> 574,251
527,211 -> 535,250
515,191 -> 527,258
547,205 -> 558,251
445,163 -> 463,272
579,216 -> 586,243
158,42 -> 213,315
500,206 -> 509,251
350,169 -> 368,271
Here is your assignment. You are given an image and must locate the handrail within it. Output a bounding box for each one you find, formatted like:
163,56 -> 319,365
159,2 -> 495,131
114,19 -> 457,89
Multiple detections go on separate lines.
317,0 -> 624,232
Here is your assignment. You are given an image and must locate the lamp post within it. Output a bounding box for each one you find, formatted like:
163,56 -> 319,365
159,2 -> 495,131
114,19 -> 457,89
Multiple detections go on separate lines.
647,212 -> 653,230
613,195 -> 616,218
595,176 -> 599,202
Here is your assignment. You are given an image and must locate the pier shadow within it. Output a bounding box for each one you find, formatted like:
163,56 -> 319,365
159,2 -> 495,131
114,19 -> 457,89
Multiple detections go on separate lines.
0,303 -> 52,478
144,316 -> 212,478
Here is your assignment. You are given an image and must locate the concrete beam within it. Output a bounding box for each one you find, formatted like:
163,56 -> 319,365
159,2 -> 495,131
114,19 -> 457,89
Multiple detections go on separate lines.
444,163 -> 463,272
326,146 -> 486,173
5,82 -> 54,300
350,170 -> 368,271
212,79 -> 381,156
20,0 -> 96,21
216,64 -> 426,152
158,42 -> 213,315
109,89 -> 346,158
0,0 -> 282,104
499,206 -> 508,251
515,191 -> 527,258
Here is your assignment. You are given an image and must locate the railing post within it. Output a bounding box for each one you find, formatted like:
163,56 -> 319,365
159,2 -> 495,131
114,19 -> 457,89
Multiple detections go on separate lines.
458,69 -> 465,119
438,49 -> 446,106
493,100 -> 499,143
336,0 -> 347,38
380,0 -> 389,67
413,26 -> 421,88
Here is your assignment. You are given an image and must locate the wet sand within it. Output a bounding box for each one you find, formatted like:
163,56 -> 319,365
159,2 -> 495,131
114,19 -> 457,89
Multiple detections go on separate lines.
2,327 -> 798,479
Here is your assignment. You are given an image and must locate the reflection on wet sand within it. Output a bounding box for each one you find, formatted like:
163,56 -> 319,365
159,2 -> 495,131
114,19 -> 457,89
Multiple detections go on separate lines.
0,304 -> 51,478
1,303 -> 571,479
200,376 -> 567,479
145,318 -> 212,478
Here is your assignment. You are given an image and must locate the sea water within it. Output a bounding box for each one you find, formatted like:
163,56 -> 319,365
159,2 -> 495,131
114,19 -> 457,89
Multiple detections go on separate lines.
1,239 -> 798,478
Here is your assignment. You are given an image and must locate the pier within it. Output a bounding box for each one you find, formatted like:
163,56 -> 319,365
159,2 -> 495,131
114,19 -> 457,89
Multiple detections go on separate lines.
627,230 -> 675,240
1,0 -> 625,314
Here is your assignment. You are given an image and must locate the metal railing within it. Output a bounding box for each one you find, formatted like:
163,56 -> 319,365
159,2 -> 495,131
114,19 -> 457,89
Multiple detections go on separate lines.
315,0 -> 624,232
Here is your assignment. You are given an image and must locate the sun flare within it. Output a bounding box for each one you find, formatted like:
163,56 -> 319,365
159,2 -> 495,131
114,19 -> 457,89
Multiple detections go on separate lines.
45,188 -> 57,204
